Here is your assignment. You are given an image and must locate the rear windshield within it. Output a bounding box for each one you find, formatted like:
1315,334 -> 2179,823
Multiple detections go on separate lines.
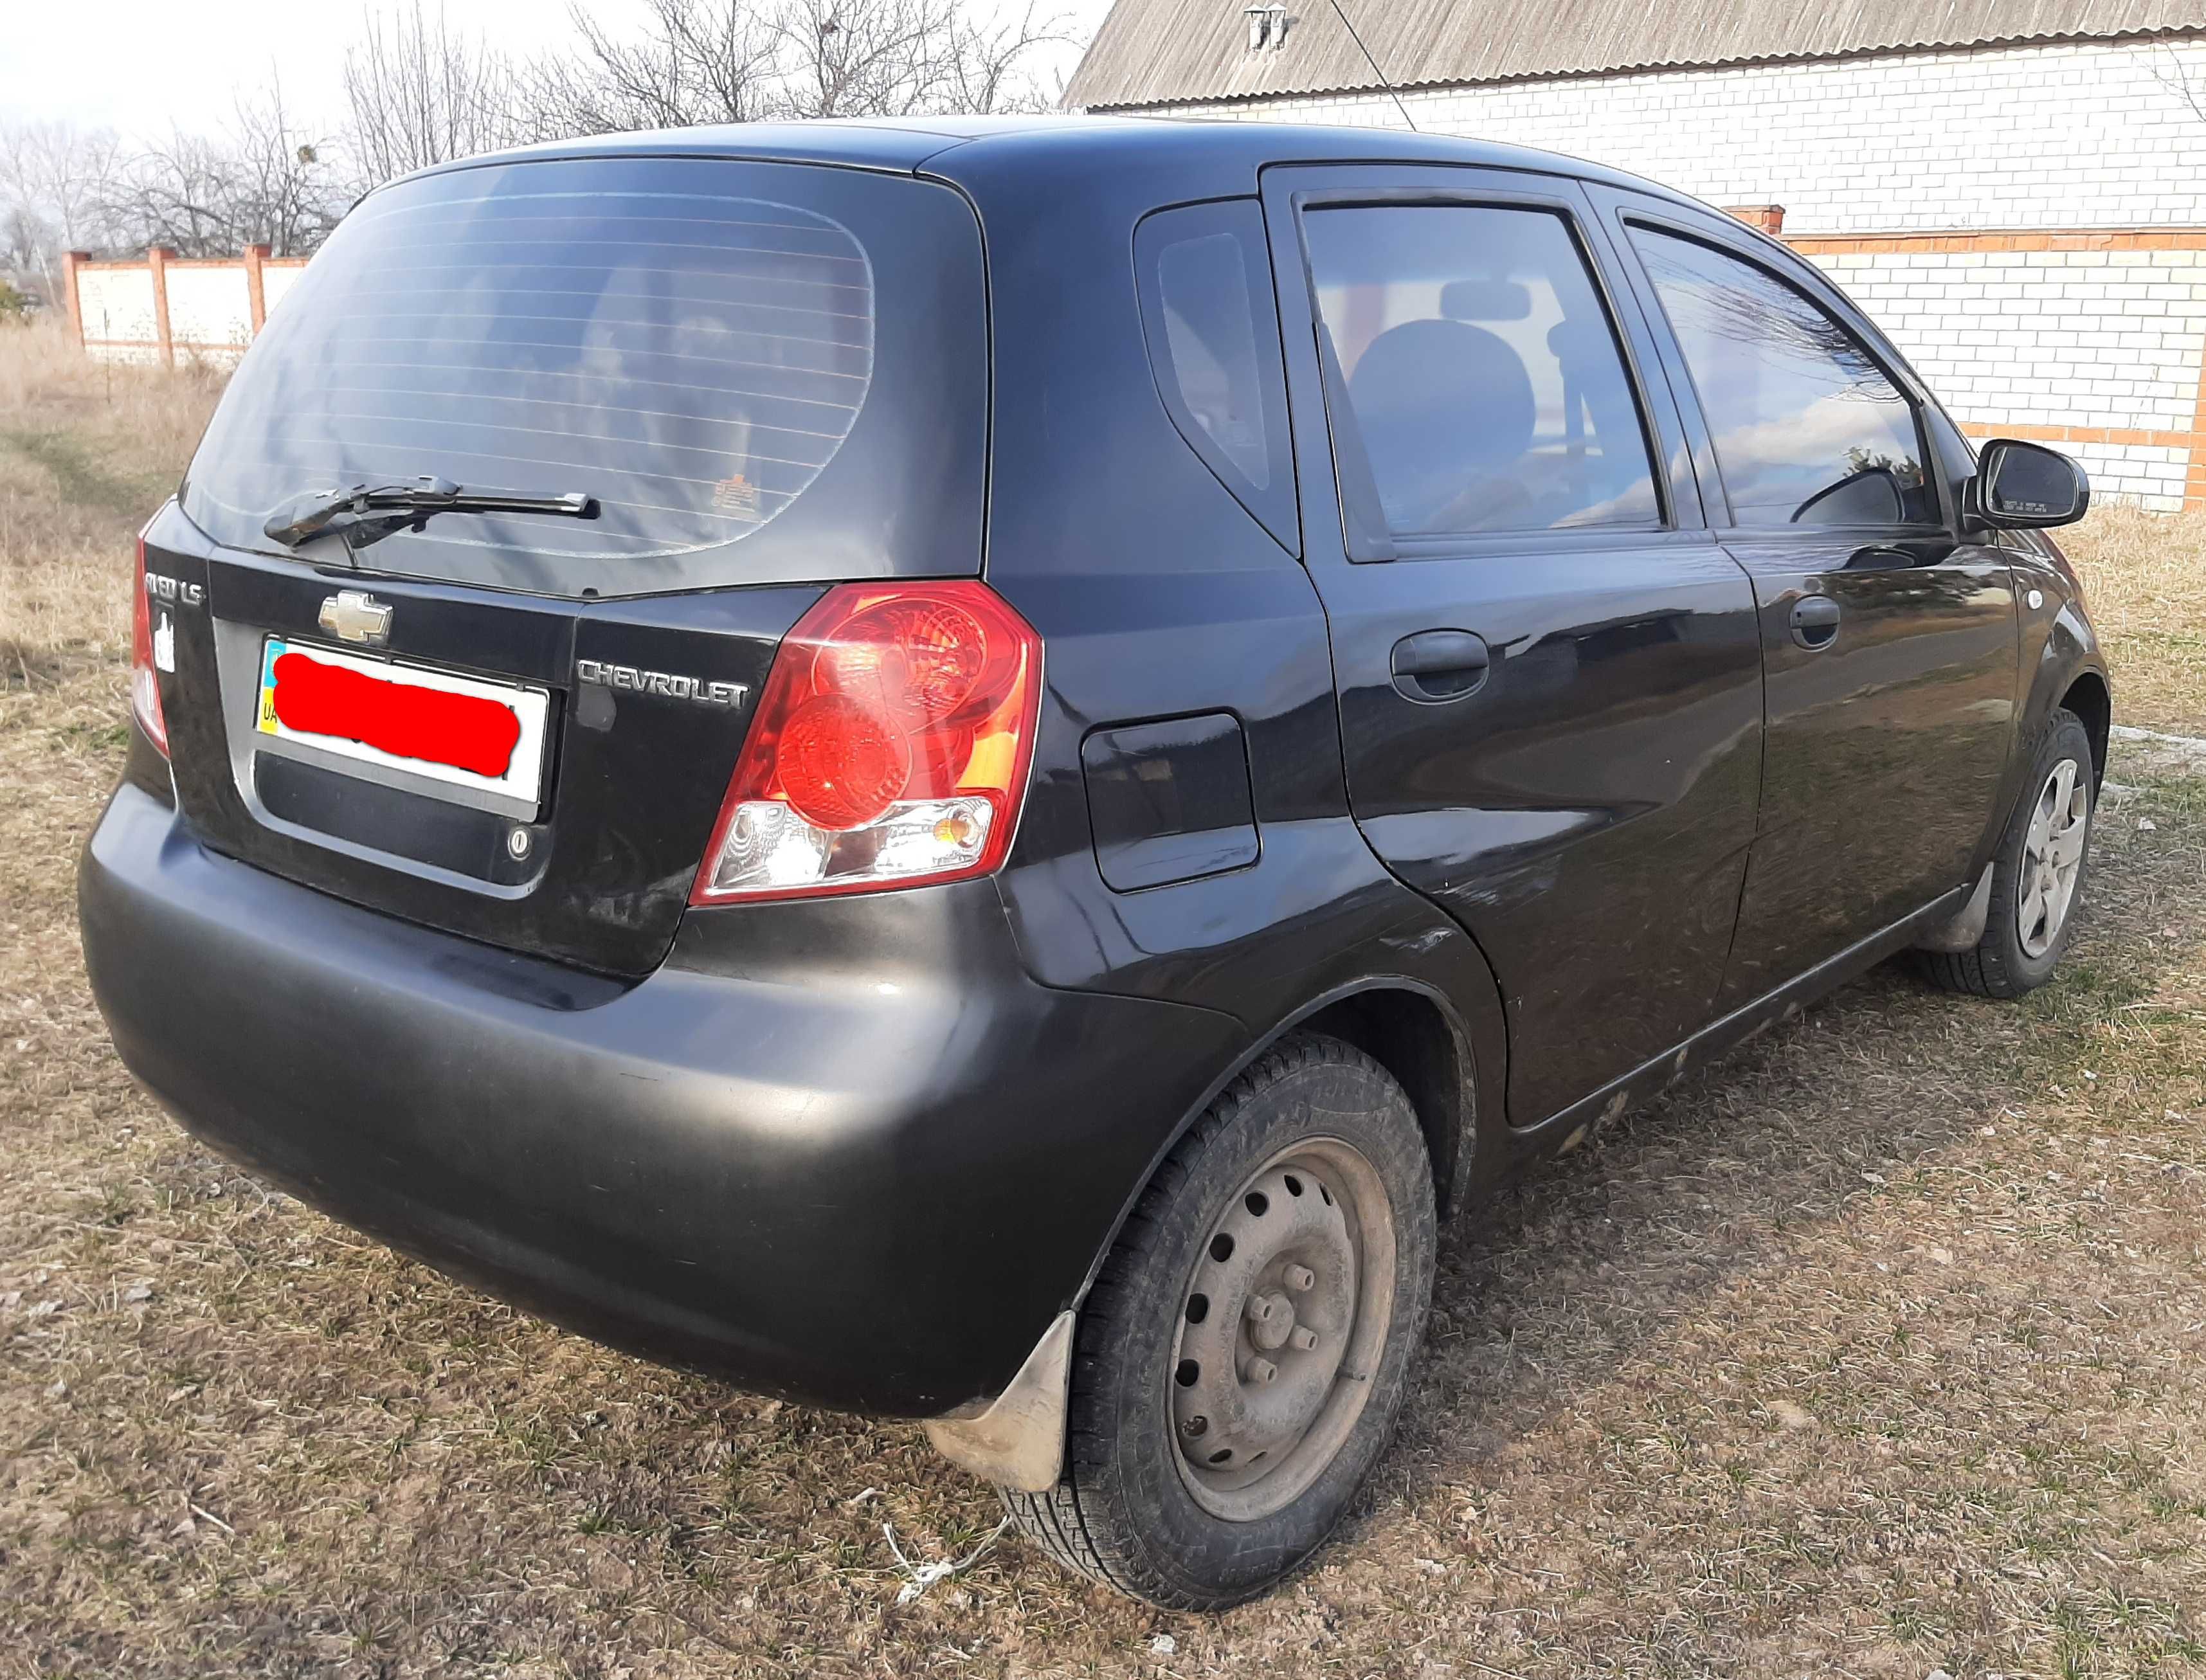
182,156 -> 986,597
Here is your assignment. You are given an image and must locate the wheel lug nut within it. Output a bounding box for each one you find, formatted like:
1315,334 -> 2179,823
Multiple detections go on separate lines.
1245,1357 -> 1278,1385
1246,1296 -> 1275,1323
1285,1265 -> 1315,1292
1290,1326 -> 1317,1351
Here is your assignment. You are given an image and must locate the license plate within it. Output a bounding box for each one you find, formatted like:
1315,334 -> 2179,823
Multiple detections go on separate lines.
256,637 -> 550,806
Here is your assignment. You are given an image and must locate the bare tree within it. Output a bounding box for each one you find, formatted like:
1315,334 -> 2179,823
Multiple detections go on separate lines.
343,1 -> 524,188
778,0 -> 961,117
936,1 -> 1063,115
226,84 -> 349,254
1,204 -> 45,277
518,0 -> 1064,137
0,118 -> 127,295
107,84 -> 343,257
2,0 -> 1071,291
524,0 -> 784,134
109,125 -> 235,257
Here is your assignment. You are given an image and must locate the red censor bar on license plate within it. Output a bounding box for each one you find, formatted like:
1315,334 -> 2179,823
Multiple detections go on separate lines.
255,637 -> 550,804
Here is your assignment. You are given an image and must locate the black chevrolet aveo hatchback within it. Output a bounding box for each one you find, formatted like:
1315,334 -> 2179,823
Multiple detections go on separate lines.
80,116 -> 2109,1607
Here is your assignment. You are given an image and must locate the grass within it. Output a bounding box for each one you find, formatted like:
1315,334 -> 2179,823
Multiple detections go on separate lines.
6,313 -> 2206,1674
0,317 -> 224,694
2063,502 -> 2206,736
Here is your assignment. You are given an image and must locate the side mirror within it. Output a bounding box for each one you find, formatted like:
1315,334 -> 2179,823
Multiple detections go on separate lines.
1966,438 -> 2090,529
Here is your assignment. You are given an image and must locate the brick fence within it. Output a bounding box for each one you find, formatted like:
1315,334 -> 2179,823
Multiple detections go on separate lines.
64,245 -> 309,368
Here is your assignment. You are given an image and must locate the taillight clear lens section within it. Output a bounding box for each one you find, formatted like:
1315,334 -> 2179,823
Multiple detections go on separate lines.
129,538 -> 169,756
692,581 -> 1042,903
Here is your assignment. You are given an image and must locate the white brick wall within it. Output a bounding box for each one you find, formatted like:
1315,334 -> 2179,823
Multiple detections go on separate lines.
74,267 -> 159,362
2063,437 -> 2190,505
1142,39 -> 2206,236
1798,244 -> 2206,509
162,266 -> 255,357
262,264 -> 304,315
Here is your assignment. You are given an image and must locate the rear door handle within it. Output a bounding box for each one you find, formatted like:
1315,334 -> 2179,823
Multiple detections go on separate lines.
1391,629 -> 1490,701
1789,594 -> 1841,650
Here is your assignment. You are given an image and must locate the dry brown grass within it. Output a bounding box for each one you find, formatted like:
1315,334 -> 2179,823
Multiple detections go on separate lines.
17,708 -> 2206,1679
7,326 -> 2206,1675
2062,502 -> 2206,736
0,316 -> 224,689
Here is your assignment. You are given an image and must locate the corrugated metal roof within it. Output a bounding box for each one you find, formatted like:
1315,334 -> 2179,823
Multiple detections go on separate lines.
1067,0 -> 2206,110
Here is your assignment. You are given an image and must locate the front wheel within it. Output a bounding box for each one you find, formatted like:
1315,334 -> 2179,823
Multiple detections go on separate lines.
1919,707 -> 2095,999
1005,1033 -> 1436,1609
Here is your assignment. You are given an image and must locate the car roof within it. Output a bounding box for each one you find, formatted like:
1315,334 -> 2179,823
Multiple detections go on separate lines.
397,113 -> 1715,222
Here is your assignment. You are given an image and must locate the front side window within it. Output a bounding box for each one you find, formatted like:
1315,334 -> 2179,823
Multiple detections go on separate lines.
1631,229 -> 1931,528
1303,203 -> 1659,538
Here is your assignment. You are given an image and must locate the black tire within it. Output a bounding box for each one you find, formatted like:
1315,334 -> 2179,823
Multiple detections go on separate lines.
1917,707 -> 2095,999
1005,1032 -> 1437,1609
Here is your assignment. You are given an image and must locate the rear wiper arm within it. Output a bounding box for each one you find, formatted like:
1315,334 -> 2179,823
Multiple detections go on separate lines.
263,476 -> 599,552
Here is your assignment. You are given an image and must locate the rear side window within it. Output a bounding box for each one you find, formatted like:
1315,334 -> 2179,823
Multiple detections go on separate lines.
1303,204 -> 1658,538
1631,229 -> 1932,528
182,156 -> 987,597
1134,201 -> 1296,552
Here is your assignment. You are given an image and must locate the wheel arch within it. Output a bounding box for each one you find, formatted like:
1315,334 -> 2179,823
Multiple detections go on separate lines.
1076,970 -> 1489,1315
2059,666 -> 2111,791
1290,984 -> 1471,1218
930,970 -> 1488,1495
1990,595 -> 2108,858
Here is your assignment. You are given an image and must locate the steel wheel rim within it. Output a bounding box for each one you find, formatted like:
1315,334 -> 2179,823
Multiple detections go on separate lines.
1168,1136 -> 1397,1522
2018,755 -> 2089,959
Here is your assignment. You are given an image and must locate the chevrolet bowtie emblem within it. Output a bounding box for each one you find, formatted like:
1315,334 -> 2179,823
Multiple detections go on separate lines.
318,589 -> 393,647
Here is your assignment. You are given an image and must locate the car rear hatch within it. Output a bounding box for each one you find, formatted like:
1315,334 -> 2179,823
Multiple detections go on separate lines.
147,150 -> 988,977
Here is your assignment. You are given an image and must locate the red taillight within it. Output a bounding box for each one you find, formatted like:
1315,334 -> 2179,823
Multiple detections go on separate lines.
129,538 -> 170,756
817,597 -> 989,725
691,581 -> 1043,904
778,692 -> 913,829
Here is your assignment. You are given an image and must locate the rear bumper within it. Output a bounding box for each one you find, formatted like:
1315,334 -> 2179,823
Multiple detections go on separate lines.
79,782 -> 1242,1416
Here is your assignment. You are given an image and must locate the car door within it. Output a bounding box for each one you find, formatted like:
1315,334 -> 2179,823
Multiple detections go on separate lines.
1590,191 -> 2022,1006
1261,165 -> 1767,1128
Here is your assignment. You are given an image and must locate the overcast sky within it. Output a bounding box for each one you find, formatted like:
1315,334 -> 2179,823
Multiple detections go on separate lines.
0,0 -> 1119,138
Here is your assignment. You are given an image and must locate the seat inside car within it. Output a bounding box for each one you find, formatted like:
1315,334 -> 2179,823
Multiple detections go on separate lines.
1348,317 -> 1536,531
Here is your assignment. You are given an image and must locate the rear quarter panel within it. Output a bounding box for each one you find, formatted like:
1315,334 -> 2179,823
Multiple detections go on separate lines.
939,140 -> 1513,1215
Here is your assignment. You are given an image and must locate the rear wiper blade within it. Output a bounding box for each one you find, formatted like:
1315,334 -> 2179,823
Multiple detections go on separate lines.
263,476 -> 599,552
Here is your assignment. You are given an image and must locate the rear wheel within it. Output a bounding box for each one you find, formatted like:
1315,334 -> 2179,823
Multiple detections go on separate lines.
1919,707 -> 2095,999
1006,1033 -> 1436,1609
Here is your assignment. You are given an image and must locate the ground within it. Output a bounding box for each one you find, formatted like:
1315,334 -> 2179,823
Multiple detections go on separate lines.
4,322 -> 2206,1678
